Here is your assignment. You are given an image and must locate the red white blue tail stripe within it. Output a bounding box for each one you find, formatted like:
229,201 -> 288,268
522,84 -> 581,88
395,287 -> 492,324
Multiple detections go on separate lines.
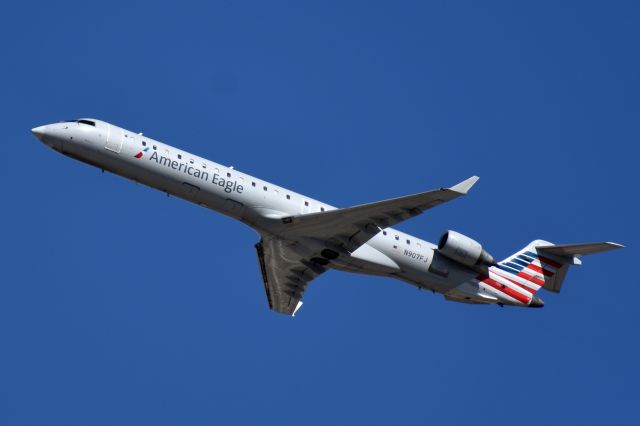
475,245 -> 562,305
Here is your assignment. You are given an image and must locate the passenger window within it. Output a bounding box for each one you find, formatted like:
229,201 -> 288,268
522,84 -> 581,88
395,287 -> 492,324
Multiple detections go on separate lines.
395,235 -> 399,241
153,145 -> 157,150
383,231 -> 387,236
202,163 -> 206,169
252,182 -> 256,187
406,239 -> 410,245
320,207 -> 325,212
142,141 -> 147,146
304,201 -> 309,206
263,186 -> 267,191
190,159 -> 194,164
286,194 -> 290,199
227,172 -> 231,177
178,154 -> 182,159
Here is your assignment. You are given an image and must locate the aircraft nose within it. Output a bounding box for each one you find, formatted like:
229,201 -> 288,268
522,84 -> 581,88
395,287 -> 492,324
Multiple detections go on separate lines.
31,125 -> 48,141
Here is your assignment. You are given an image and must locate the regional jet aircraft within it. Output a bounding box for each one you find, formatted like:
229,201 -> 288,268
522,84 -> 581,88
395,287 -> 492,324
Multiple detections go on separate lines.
32,119 -> 623,315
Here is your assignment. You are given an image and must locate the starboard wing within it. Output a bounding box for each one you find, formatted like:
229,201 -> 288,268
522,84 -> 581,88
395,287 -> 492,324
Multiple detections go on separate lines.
269,176 -> 478,253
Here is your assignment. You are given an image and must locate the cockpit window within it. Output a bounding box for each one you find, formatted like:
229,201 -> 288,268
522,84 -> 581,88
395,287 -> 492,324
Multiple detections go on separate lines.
62,119 -> 96,126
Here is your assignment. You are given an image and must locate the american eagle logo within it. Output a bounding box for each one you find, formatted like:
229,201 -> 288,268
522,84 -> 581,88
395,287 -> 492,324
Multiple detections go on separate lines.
134,147 -> 150,158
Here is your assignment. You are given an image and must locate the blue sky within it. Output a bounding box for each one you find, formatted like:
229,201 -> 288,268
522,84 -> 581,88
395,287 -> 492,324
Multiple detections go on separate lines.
2,1 -> 638,424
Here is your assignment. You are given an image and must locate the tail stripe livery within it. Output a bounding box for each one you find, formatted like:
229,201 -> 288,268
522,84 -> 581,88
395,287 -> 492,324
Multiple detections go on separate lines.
477,274 -> 531,304
497,271 -> 541,292
511,258 -> 530,268
491,272 -> 535,300
496,250 -> 558,289
480,241 -> 623,304
491,271 -> 539,293
517,270 -> 546,286
473,245 -> 566,304
527,264 -> 554,277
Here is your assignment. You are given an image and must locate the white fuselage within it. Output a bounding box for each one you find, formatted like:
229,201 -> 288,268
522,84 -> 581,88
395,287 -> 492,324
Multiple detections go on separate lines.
33,119 -> 523,306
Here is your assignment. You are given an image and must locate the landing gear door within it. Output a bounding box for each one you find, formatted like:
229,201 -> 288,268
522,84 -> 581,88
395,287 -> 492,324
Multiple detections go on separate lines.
105,125 -> 123,153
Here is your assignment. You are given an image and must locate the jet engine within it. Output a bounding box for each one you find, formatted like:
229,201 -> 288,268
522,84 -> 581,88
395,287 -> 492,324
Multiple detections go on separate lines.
437,230 -> 496,267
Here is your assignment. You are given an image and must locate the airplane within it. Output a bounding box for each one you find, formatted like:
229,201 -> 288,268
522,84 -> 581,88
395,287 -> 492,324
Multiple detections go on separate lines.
32,118 -> 623,316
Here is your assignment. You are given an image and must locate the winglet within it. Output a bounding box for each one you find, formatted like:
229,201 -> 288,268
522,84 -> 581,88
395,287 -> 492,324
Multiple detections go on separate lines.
606,242 -> 625,249
449,176 -> 479,194
292,301 -> 303,317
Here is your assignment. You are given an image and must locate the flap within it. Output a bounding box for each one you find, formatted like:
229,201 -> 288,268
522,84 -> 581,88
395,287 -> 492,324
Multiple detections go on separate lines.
255,237 -> 328,316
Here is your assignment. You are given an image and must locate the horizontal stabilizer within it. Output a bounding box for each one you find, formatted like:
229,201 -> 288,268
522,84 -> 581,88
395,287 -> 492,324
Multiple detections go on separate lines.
536,242 -> 624,257
497,240 -> 623,295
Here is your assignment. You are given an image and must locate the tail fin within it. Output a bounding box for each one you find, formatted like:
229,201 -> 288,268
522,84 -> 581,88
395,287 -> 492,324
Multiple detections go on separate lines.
494,240 -> 623,294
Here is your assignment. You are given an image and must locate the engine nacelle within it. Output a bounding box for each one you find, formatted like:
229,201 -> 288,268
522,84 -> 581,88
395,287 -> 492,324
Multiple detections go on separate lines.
437,230 -> 496,267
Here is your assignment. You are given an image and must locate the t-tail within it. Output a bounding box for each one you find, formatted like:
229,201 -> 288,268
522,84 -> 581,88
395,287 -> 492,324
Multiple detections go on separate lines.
488,240 -> 623,307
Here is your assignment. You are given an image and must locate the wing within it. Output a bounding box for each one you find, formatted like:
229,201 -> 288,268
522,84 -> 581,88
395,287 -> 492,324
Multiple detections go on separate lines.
255,236 -> 328,316
269,176 -> 479,253
255,176 -> 478,316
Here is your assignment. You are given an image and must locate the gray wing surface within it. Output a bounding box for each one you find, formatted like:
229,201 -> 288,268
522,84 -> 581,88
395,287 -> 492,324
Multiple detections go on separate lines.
270,176 -> 479,253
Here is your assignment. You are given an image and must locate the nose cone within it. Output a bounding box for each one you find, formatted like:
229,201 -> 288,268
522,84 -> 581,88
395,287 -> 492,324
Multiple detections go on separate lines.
31,125 -> 48,142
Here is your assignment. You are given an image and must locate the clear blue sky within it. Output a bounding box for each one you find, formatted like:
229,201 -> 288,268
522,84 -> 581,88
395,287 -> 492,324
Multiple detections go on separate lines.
2,1 -> 638,424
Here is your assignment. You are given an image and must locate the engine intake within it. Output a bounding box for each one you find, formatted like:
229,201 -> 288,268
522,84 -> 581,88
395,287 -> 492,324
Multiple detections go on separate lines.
437,230 -> 496,267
